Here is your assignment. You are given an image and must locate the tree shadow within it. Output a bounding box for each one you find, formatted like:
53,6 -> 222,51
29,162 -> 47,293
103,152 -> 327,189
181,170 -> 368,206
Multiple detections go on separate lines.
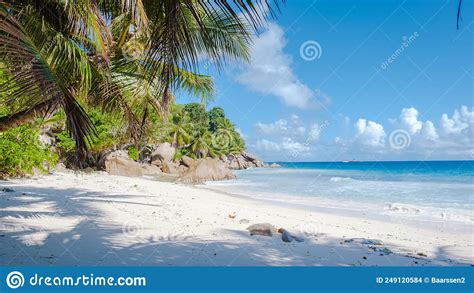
0,181 -> 472,267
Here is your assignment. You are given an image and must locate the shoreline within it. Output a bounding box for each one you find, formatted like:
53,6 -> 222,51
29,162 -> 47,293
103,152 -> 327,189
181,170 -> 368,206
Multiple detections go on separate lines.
197,184 -> 474,235
1,172 -> 472,266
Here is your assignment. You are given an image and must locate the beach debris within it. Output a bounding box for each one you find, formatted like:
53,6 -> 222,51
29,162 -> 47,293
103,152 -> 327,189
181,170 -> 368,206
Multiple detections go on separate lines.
247,223 -> 278,237
388,203 -> 421,214
278,228 -> 304,243
417,252 -> 428,257
371,247 -> 392,255
179,158 -> 235,184
228,213 -> 236,219
343,238 -> 384,246
239,219 -> 250,224
1,188 -> 15,193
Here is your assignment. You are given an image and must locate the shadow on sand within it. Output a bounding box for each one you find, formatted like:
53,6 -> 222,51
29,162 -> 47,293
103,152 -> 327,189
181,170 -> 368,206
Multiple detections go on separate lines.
0,181 -> 471,267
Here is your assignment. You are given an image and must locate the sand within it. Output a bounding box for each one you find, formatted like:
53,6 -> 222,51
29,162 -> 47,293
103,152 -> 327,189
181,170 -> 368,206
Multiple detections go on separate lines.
0,171 -> 472,266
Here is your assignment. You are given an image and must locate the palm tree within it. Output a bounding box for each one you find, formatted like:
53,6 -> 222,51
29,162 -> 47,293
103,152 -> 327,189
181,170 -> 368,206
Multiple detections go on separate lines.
0,1 -> 282,160
167,109 -> 192,148
190,128 -> 215,159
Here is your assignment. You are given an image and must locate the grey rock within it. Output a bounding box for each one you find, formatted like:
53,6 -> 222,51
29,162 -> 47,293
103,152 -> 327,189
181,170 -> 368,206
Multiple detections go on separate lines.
279,228 -> 304,243
104,150 -> 144,177
269,163 -> 281,168
151,143 -> 176,165
161,161 -> 180,174
1,188 -> 15,193
281,229 -> 293,243
141,164 -> 162,175
180,156 -> 194,167
178,158 -> 235,183
242,153 -> 259,162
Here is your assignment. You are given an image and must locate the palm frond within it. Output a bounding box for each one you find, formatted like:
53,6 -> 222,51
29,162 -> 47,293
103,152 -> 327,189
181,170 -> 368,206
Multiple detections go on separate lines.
0,7 -> 96,161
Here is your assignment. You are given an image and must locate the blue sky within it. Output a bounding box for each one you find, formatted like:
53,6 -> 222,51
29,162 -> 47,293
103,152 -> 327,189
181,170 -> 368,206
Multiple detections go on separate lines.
179,0 -> 473,162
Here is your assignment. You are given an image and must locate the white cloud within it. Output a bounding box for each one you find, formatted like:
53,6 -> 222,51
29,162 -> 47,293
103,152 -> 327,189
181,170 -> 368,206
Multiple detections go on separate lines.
236,23 -> 315,109
354,119 -> 386,147
254,139 -> 281,152
440,106 -> 473,135
399,107 -> 423,134
420,120 -> 439,141
255,119 -> 288,135
281,137 -> 310,153
251,106 -> 473,161
254,137 -> 310,157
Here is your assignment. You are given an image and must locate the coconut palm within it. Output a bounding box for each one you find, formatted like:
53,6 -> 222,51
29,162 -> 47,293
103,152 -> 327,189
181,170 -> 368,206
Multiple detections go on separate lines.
0,0 -> 282,159
167,109 -> 192,148
190,128 -> 215,159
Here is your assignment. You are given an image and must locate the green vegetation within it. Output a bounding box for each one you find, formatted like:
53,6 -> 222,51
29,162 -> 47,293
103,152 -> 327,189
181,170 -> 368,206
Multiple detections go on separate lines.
0,1 -> 279,176
165,105 -> 245,159
0,125 -> 58,178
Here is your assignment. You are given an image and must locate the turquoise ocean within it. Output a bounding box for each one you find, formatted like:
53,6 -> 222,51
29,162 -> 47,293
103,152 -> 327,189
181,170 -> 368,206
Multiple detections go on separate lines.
204,161 -> 474,225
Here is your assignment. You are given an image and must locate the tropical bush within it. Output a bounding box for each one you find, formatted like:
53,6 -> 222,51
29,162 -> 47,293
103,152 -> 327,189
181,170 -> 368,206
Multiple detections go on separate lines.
164,105 -> 245,159
55,108 -> 125,154
0,125 -> 58,178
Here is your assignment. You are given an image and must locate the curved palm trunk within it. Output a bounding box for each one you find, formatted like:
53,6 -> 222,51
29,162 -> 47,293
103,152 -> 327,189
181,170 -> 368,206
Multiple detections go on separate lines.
0,99 -> 58,132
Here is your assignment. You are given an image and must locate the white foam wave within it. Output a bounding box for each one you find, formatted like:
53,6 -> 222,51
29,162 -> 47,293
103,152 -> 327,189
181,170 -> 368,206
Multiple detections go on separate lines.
329,176 -> 355,182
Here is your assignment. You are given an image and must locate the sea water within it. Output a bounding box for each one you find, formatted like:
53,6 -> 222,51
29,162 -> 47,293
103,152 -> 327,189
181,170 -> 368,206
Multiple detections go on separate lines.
204,161 -> 474,226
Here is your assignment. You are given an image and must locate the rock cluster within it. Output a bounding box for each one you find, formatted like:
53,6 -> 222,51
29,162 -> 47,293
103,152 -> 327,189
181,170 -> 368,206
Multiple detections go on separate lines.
102,143 -> 276,182
179,157 -> 236,184
219,153 -> 267,170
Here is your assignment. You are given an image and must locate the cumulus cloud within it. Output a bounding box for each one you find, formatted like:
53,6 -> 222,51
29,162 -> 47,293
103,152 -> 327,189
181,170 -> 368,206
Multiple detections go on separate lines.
252,115 -> 328,159
420,120 -> 439,141
254,137 -> 310,157
255,119 -> 289,135
236,23 -> 316,109
254,139 -> 281,152
440,105 -> 473,135
399,107 -> 423,134
250,106 -> 473,161
354,119 -> 386,147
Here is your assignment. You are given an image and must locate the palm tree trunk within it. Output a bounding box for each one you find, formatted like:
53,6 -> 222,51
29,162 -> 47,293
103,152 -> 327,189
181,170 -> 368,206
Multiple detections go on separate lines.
0,99 -> 59,132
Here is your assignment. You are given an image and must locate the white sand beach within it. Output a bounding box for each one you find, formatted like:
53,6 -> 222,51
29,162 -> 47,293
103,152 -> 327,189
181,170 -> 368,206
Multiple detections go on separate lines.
0,171 -> 472,266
